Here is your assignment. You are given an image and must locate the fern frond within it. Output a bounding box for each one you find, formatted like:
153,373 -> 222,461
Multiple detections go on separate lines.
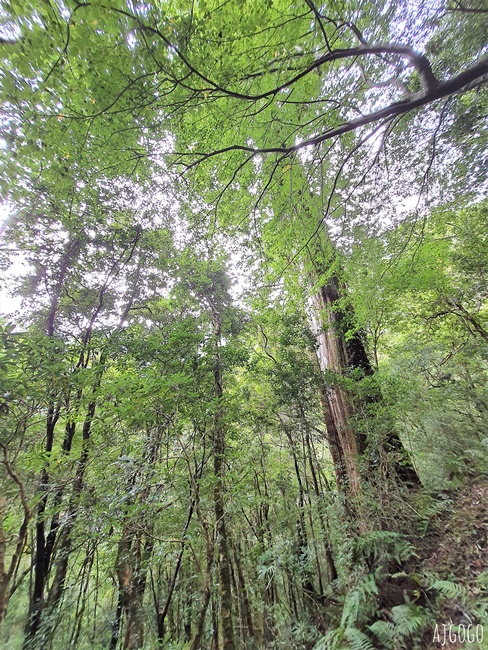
313,627 -> 344,650
344,627 -> 376,650
369,620 -> 396,646
341,590 -> 361,627
391,604 -> 428,635
476,570 -> 488,588
341,574 -> 378,627
431,579 -> 467,601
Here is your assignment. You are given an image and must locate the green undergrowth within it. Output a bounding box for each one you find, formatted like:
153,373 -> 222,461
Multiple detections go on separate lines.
312,480 -> 488,650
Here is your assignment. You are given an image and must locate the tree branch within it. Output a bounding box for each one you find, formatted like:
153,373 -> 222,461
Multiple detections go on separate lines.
94,4 -> 438,101
0,443 -> 30,586
173,56 -> 488,165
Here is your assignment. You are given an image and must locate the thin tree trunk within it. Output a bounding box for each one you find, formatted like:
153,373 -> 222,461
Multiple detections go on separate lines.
156,498 -> 195,642
183,572 -> 192,643
190,551 -> 213,650
43,266 -> 144,641
283,427 -> 319,605
211,590 -> 220,650
0,445 -> 30,628
46,394 -> 99,615
209,304 -> 235,650
255,456 -> 275,645
0,497 -> 7,628
68,541 -> 96,648
303,429 -> 338,582
231,540 -> 255,640
24,403 -> 60,646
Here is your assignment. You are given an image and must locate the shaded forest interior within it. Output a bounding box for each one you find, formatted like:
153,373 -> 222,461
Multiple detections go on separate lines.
0,1 -> 487,649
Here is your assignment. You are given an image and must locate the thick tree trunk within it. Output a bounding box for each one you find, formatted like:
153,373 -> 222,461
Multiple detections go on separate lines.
111,527 -> 145,650
124,584 -> 145,650
312,275 -> 420,491
312,280 -> 364,497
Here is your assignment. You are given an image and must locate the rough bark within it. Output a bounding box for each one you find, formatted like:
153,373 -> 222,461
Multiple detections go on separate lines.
110,525 -> 146,650
312,274 -> 420,491
312,279 -> 364,497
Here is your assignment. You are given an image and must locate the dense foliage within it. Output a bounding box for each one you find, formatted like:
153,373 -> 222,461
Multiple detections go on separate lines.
0,1 -> 487,649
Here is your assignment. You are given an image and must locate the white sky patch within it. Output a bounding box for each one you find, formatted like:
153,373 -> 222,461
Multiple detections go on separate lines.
296,137 -> 314,164
127,31 -> 137,50
0,204 -> 28,316
228,247 -> 252,304
0,19 -> 21,42
397,195 -> 421,213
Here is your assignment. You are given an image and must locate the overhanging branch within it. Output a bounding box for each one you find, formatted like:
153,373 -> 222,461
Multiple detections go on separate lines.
174,55 -> 488,166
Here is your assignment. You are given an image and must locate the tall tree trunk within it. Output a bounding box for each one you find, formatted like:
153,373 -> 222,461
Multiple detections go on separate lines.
23,403 -> 60,646
183,571 -> 192,643
111,525 -> 145,650
254,456 -> 275,645
302,427 -> 337,582
190,548 -> 214,650
45,393 -> 99,616
283,427 -> 318,604
209,304 -> 235,650
231,540 -> 254,641
42,267 -> 144,645
23,239 -> 90,647
312,279 -> 364,498
156,497 -> 195,643
68,541 -> 96,648
111,429 -> 162,650
311,274 -> 420,491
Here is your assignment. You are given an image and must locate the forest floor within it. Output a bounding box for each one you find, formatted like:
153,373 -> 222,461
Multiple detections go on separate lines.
419,477 -> 488,649
422,479 -> 488,588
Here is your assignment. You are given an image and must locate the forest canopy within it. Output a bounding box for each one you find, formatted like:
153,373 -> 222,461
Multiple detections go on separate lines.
0,1 -> 487,649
